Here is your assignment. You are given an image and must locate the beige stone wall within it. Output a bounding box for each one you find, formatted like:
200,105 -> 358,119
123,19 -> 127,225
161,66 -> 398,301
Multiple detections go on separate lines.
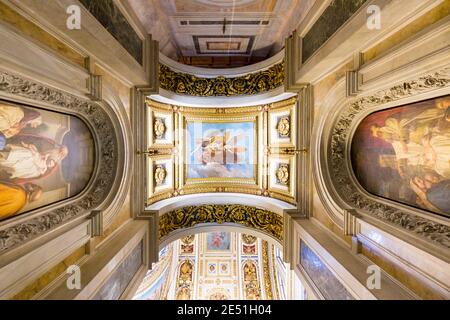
305,2 -> 450,299
0,4 -> 135,299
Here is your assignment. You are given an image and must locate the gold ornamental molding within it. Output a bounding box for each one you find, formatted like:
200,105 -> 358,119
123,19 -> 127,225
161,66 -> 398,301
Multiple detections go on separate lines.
159,62 -> 285,97
158,205 -> 283,242
145,97 -> 298,206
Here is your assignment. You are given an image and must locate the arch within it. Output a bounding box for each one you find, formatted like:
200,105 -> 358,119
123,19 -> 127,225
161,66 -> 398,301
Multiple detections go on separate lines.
315,67 -> 450,258
156,50 -> 295,108
148,193 -> 296,216
0,71 -> 127,253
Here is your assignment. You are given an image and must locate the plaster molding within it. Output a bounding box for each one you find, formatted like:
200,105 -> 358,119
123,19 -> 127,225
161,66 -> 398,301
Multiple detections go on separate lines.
159,50 -> 285,78
327,67 -> 450,256
0,70 -> 123,254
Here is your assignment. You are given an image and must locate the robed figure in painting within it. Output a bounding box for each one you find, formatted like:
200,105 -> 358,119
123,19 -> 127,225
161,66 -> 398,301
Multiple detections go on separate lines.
352,95 -> 450,216
0,101 -> 94,222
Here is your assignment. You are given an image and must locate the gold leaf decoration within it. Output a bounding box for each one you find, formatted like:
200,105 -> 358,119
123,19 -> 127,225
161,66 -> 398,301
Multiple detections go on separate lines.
242,234 -> 257,245
159,62 -> 285,97
159,205 -> 283,241
153,117 -> 166,139
276,164 -> 290,185
262,241 -> 273,300
154,165 -> 167,186
276,116 -> 290,137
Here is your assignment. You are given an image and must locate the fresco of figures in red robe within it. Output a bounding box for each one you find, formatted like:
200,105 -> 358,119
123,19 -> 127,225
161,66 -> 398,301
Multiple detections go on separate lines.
0,100 -> 95,221
351,95 -> 450,217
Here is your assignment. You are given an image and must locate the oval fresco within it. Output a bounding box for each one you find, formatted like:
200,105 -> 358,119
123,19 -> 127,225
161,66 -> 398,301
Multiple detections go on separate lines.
0,100 -> 95,221
351,95 -> 450,217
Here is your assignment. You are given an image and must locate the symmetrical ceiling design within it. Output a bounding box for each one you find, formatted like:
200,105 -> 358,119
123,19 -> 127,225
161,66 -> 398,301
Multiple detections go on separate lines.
128,0 -> 313,65
145,98 -> 298,205
133,232 -> 287,300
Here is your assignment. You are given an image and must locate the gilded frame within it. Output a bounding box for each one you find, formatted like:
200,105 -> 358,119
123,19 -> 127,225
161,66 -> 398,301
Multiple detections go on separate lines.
178,111 -> 262,192
145,98 -> 298,205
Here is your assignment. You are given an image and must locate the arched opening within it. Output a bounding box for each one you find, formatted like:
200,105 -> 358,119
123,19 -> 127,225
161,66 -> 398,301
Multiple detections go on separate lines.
133,230 -> 289,300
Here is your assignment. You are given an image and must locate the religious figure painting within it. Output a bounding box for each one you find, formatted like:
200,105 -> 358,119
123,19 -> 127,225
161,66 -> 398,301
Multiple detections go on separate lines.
0,100 -> 95,221
206,232 -> 231,251
351,95 -> 450,217
186,121 -> 255,179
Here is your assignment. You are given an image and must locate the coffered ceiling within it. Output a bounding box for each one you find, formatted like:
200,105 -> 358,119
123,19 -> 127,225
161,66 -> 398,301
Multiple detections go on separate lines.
128,0 -> 313,65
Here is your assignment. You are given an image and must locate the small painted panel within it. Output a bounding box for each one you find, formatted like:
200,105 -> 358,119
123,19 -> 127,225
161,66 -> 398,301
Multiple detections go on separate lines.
206,232 -> 231,251
300,240 -> 354,300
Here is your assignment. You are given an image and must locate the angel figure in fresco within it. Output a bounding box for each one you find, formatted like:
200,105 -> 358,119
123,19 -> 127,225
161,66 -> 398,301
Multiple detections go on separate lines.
0,181 -> 42,220
192,130 -> 247,165
0,140 -> 68,180
0,104 -> 42,139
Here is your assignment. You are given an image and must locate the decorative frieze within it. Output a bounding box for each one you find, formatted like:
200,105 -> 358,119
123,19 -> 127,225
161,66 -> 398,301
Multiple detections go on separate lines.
158,205 -> 283,242
159,62 -> 284,97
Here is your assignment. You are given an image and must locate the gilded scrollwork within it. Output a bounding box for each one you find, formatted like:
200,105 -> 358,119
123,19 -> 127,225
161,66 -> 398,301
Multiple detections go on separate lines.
158,205 -> 283,241
159,62 -> 284,97
329,68 -> 450,248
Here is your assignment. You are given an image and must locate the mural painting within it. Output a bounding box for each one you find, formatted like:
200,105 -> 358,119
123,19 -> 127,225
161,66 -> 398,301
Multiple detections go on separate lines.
0,100 -> 95,221
186,121 -> 255,179
206,232 -> 231,251
351,95 -> 450,217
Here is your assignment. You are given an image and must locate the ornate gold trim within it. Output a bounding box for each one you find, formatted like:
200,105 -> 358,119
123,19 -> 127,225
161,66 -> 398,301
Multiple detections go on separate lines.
145,98 -> 298,205
262,241 -> 273,300
159,62 -> 284,97
158,205 -> 283,241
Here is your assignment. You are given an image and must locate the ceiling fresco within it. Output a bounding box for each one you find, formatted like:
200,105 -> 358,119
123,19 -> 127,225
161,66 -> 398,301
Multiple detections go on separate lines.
133,232 -> 287,300
145,98 -> 298,205
128,0 -> 314,66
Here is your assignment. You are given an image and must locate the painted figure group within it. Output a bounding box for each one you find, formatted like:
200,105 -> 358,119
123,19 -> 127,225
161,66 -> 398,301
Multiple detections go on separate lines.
370,97 -> 450,214
0,103 -> 69,220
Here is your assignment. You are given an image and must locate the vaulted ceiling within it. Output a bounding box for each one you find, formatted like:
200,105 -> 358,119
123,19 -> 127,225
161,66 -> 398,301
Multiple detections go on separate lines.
128,0 -> 314,67
133,232 -> 287,300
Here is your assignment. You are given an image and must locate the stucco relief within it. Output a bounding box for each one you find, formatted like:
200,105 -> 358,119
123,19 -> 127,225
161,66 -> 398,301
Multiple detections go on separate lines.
326,68 -> 450,249
0,71 -> 120,252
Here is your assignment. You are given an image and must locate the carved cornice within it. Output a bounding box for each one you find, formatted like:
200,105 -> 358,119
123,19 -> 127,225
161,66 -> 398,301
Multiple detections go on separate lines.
0,71 -> 118,252
159,62 -> 284,97
158,205 -> 283,241
330,68 -> 450,248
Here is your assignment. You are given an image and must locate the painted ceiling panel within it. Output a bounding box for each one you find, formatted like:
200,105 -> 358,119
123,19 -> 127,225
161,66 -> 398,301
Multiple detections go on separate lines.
127,0 -> 314,65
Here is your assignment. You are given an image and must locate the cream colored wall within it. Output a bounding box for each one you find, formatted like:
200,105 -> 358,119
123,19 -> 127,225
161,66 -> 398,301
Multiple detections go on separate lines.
0,1 -> 141,299
297,1 -> 450,300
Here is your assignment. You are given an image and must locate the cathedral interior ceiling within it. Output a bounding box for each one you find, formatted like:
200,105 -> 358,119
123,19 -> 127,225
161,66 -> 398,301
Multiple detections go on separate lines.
133,231 -> 286,300
144,97 -> 298,205
128,0 -> 311,62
